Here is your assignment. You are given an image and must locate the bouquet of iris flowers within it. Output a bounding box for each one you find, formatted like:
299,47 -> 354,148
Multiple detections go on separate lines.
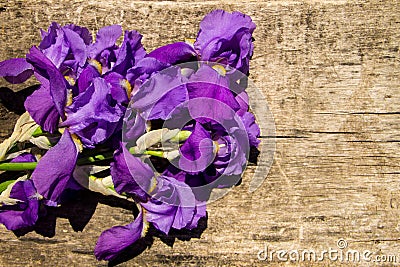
0,10 -> 260,261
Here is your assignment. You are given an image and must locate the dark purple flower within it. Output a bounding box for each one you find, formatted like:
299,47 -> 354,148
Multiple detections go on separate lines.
0,58 -> 33,84
31,129 -> 78,203
194,10 -> 256,74
0,180 -> 40,231
61,77 -> 125,148
110,144 -> 205,234
94,207 -> 146,261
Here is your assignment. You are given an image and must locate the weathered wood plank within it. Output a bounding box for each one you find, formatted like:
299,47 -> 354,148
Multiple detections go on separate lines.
0,0 -> 400,266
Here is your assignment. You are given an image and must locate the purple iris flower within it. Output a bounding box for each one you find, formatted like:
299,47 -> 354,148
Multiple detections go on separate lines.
0,180 -> 40,231
194,10 -> 256,74
95,144 -> 206,261
61,77 -> 126,148
39,22 -> 89,76
173,122 -> 248,188
147,10 -> 255,75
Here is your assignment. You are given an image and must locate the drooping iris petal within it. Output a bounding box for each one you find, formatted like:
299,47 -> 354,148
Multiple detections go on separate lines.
132,66 -> 188,120
187,65 -> 239,112
94,207 -> 145,261
194,10 -> 255,74
113,30 -> 146,75
179,123 -> 215,173
0,180 -> 39,231
111,145 -> 154,201
88,25 -> 122,59
142,175 -> 197,234
0,58 -> 33,84
24,74 -> 60,133
26,46 -> 68,120
62,77 -> 125,148
31,129 -> 78,203
147,42 -> 196,65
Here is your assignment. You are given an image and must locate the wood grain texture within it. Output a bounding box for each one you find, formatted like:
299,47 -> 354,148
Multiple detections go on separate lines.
0,0 -> 400,266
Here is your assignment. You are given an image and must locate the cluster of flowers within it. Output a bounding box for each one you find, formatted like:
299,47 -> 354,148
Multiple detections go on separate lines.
0,10 -> 259,261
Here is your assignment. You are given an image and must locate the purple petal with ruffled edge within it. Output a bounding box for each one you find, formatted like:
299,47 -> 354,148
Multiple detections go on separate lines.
187,201 -> 206,230
240,112 -> 260,147
111,145 -> 153,201
194,10 -> 255,73
24,74 -> 60,133
132,66 -> 188,120
142,175 -> 196,234
147,42 -> 196,65
62,77 -> 125,148
31,130 -> 78,203
235,91 -> 249,116
95,208 -> 145,261
113,30 -> 146,75
0,58 -> 33,84
88,25 -> 122,59
39,25 -> 69,68
0,180 -> 39,231
26,46 -> 67,120
179,123 -> 215,173
62,28 -> 88,70
63,24 -> 92,45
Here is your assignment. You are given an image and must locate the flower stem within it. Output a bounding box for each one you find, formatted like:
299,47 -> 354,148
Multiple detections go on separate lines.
0,149 -> 171,171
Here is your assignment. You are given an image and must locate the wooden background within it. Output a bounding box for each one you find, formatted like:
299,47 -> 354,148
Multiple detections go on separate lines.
1,0 -> 400,266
